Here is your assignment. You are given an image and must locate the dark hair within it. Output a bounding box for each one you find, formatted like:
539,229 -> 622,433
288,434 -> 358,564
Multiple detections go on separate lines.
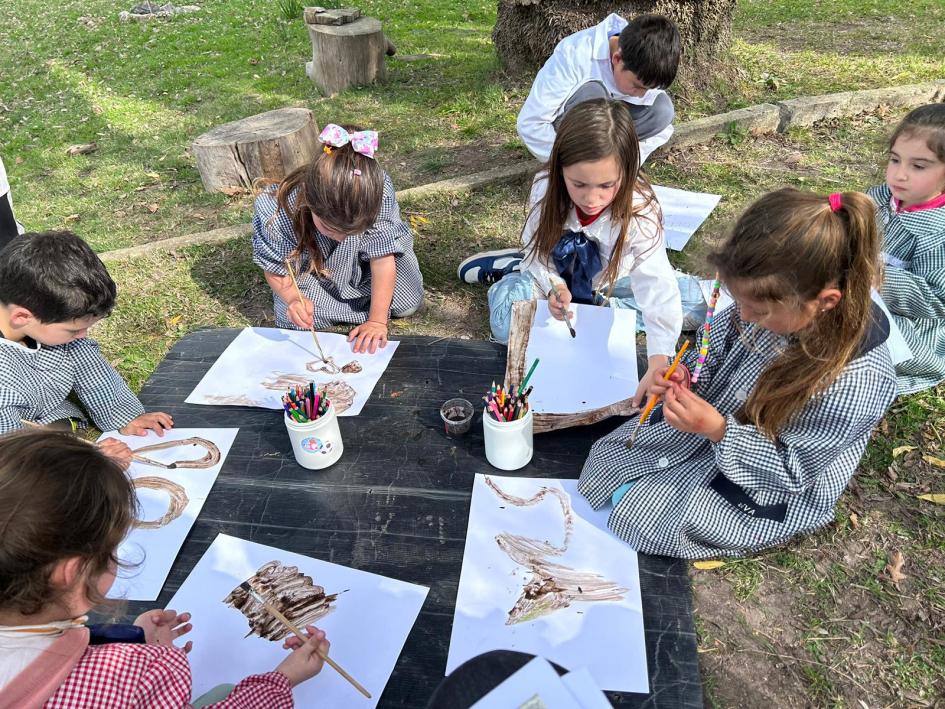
0,430 -> 137,616
0,231 -> 116,323
889,103 -> 945,163
707,188 -> 880,439
526,99 -> 661,294
618,15 -> 681,89
274,127 -> 385,274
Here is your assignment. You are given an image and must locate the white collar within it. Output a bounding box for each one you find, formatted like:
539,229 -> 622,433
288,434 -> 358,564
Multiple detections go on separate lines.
0,336 -> 41,353
0,617 -> 87,639
563,206 -> 615,242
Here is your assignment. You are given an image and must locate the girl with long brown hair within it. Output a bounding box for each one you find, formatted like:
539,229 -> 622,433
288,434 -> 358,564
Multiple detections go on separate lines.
459,99 -> 682,402
579,188 -> 897,558
252,124 -> 424,354
0,429 -> 330,707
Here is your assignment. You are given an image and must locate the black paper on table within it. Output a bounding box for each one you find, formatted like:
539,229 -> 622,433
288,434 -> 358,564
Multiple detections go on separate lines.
116,328 -> 702,708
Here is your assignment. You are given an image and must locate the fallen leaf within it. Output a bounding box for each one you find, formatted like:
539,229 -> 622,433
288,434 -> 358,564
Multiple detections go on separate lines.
923,455 -> 945,468
14,156 -> 23,165
66,142 -> 98,156
165,315 -> 182,328
693,560 -> 726,570
917,493 -> 945,505
849,512 -> 859,528
146,203 -> 159,213
885,550 -> 907,587
219,185 -> 248,197
63,214 -> 80,223
145,172 -> 161,180
892,445 -> 916,457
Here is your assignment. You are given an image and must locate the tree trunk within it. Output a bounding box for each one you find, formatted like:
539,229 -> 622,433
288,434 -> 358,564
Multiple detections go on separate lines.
191,108 -> 319,193
305,17 -> 388,96
493,0 -> 737,85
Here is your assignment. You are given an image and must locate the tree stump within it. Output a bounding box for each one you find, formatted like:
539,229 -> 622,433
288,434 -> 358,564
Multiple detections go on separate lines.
191,108 -> 319,193
493,0 -> 737,87
305,15 -> 387,96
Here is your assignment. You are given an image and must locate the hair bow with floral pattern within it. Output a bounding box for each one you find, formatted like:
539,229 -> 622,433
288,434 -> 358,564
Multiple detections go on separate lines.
318,124 -> 378,159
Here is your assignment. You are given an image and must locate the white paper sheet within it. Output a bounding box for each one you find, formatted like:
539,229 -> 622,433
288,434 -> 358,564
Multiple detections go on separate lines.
101,428 -> 239,601
653,184 -> 722,251
184,327 -> 399,416
473,657 -> 613,709
167,534 -> 429,708
523,301 -> 638,414
447,475 -> 648,694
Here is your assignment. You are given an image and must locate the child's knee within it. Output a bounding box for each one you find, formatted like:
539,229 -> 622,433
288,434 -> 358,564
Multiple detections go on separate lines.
488,273 -> 536,342
392,288 -> 424,318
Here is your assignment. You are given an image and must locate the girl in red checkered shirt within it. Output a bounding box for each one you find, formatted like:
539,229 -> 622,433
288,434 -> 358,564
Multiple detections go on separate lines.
0,430 -> 330,708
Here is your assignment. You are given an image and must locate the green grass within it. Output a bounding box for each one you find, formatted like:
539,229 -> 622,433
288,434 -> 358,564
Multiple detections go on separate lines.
3,0 -> 944,250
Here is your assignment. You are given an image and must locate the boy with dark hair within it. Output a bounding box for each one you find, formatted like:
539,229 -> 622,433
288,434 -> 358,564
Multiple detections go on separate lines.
517,13 -> 681,165
0,230 -> 173,436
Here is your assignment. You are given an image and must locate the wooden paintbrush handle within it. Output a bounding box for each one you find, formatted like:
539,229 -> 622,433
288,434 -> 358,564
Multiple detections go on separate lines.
264,601 -> 371,699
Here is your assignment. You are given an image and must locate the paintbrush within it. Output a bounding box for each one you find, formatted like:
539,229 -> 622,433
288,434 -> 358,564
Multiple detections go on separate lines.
284,258 -> 328,363
625,340 -> 690,449
239,581 -> 371,699
554,290 -> 576,338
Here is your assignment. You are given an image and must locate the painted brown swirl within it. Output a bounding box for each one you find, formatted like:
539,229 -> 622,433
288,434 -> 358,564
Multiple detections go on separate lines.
131,437 -> 222,469
133,476 -> 189,529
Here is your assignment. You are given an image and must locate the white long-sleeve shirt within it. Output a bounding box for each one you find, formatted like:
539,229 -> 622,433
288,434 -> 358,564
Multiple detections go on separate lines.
521,174 -> 682,358
516,14 -> 674,165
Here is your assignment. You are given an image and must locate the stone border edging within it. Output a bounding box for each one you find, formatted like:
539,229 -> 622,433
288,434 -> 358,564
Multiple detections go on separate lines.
101,80 -> 945,262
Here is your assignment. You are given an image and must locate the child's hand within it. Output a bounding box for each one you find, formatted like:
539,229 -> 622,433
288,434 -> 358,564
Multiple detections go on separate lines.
633,360 -> 689,407
348,321 -> 388,354
120,412 -> 174,437
547,285 -> 573,321
632,359 -> 690,407
134,609 -> 194,653
663,384 -> 726,442
97,436 -> 133,470
287,295 -> 315,331
276,625 -> 330,687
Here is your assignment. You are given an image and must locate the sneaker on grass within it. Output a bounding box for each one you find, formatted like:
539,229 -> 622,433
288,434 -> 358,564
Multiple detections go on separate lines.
457,248 -> 525,285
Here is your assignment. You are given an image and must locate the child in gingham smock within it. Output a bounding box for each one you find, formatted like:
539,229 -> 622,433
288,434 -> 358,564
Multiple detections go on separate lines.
0,430 -> 331,708
868,103 -> 945,394
253,124 -> 424,354
579,189 -> 897,559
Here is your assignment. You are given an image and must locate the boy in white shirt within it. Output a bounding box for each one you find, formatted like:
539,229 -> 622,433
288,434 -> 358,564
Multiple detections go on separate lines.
516,14 -> 681,167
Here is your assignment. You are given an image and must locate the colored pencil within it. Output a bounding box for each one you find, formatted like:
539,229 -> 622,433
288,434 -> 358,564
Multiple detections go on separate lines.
626,340 -> 691,448
284,257 -> 327,363
519,358 -> 540,395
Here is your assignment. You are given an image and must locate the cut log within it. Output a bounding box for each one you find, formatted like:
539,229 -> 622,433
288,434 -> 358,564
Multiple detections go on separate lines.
305,16 -> 387,96
505,300 -> 639,433
191,108 -> 319,193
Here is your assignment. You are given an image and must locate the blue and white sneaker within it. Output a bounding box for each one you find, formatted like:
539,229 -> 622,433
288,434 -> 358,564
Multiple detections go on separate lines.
457,248 -> 525,285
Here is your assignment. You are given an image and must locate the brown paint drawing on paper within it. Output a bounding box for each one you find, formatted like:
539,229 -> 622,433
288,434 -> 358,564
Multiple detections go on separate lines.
133,476 -> 189,529
260,375 -> 356,414
306,356 -> 363,375
203,394 -> 261,407
131,437 -> 222,469
484,476 -> 627,625
223,561 -> 339,641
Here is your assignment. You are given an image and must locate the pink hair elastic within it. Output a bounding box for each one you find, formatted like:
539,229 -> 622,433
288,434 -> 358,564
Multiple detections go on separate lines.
828,193 -> 843,212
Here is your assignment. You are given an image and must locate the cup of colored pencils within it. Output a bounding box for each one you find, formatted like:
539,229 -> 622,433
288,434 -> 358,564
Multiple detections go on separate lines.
283,382 -> 344,470
482,379 -> 534,471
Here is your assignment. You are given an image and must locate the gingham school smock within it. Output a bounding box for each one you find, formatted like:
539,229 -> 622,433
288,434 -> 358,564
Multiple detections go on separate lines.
578,303 -> 897,559
869,184 -> 945,394
0,337 -> 145,434
252,174 -> 424,329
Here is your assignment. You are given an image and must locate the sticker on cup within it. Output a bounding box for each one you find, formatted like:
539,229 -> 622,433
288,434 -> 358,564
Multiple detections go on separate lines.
300,437 -> 334,455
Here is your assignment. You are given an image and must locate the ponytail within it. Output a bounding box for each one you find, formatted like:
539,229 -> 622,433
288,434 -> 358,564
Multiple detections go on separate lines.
708,188 -> 880,439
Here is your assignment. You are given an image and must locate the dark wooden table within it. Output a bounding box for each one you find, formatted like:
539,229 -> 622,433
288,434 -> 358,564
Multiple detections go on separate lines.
121,329 -> 702,708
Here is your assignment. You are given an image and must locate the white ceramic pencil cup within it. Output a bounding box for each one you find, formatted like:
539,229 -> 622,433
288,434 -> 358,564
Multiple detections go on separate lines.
482,407 -> 534,471
284,403 -> 344,470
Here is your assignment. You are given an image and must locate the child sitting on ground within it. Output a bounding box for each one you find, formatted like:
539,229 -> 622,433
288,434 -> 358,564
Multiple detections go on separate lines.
0,231 -> 172,439
0,429 -> 330,707
579,188 -> 897,558
460,99 -> 682,403
252,124 -> 424,354
867,103 -> 945,394
516,14 -> 681,165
